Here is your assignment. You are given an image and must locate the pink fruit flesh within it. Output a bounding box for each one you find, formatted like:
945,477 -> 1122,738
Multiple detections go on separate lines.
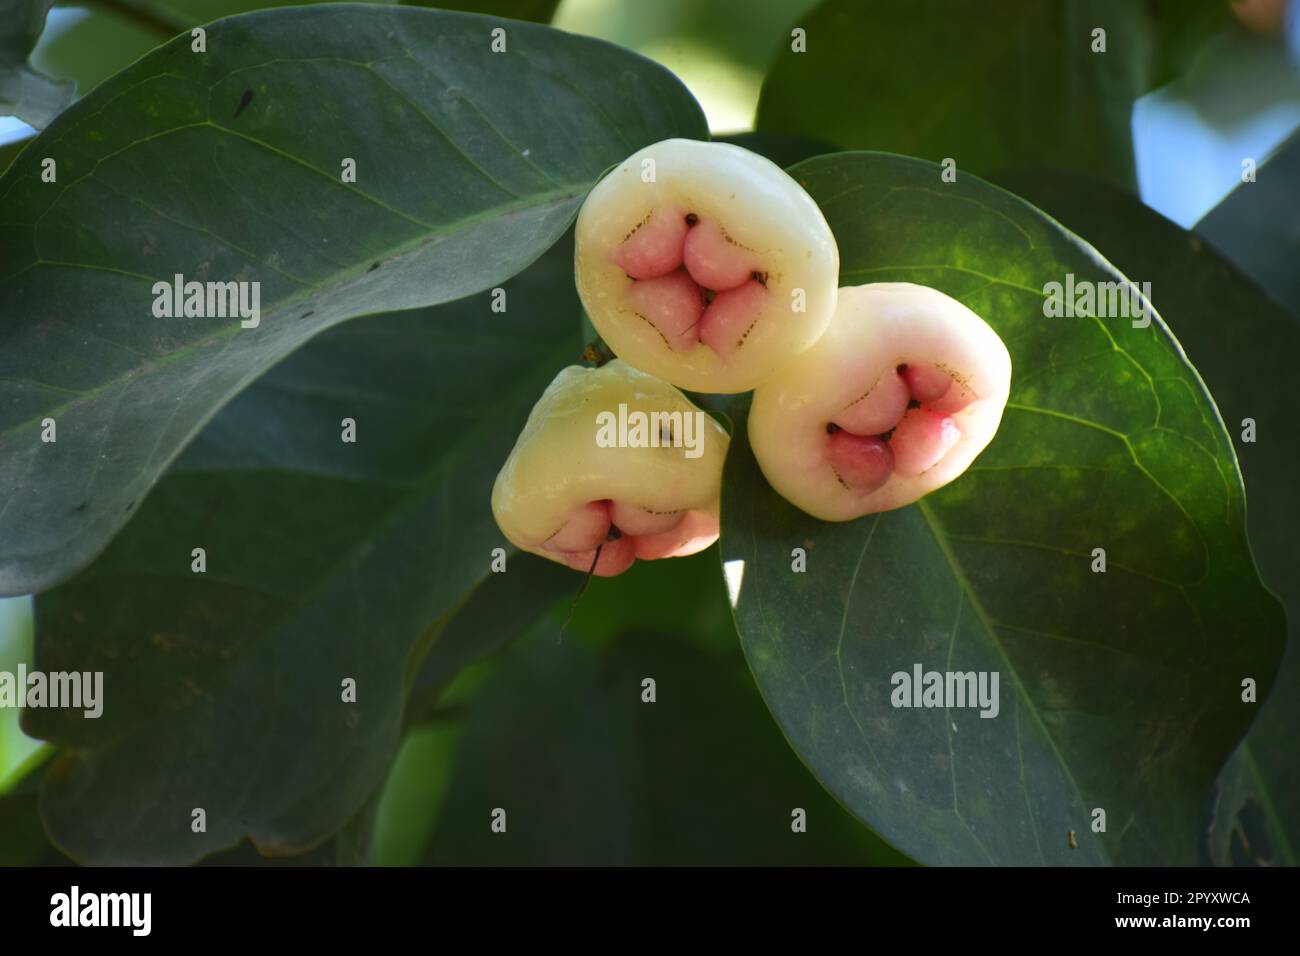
544,499 -> 611,552
634,509 -> 720,560
698,279 -> 767,361
682,218 -> 759,291
627,271 -> 705,352
547,501 -> 703,576
928,380 -> 973,414
835,370 -> 910,436
890,408 -> 961,476
612,208 -> 687,279
901,363 -> 953,403
825,431 -> 895,493
565,534 -> 637,577
610,501 -> 684,537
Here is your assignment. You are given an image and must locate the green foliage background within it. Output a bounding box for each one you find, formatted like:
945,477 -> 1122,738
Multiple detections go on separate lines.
0,0 -> 1294,867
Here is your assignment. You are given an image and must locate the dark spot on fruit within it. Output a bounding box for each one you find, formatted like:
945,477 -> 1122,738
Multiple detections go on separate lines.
825,422 -> 841,434
896,363 -> 908,375
233,89 -> 254,119
907,399 -> 921,410
685,213 -> 698,226
626,308 -> 672,348
622,212 -> 654,241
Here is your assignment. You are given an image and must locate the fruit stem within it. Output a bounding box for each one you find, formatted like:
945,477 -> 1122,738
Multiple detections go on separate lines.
558,542 -> 604,641
580,337 -> 616,368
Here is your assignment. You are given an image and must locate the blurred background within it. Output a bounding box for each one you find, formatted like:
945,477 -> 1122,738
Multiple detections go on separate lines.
6,0 -> 1299,223
3,0 -> 1297,865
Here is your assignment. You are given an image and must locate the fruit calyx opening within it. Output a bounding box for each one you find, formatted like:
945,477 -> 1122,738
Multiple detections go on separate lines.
542,498 -> 705,577
826,363 -> 975,492
614,208 -> 770,361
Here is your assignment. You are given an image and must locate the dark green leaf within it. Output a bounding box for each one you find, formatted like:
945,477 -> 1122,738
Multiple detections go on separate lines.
756,0 -> 1228,189
30,3 -> 394,100
0,4 -> 706,595
25,237 -> 587,865
1206,712 -> 1296,866
422,612 -> 911,865
405,553 -> 575,725
993,168 -> 1298,866
0,134 -> 30,176
720,151 -> 1284,865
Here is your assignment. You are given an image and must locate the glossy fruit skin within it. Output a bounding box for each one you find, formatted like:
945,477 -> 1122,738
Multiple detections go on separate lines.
491,359 -> 729,575
748,283 -> 1012,521
575,138 -> 839,394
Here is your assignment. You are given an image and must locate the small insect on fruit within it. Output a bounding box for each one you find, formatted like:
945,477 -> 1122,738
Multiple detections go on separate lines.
492,359 -> 730,577
748,283 -> 1012,520
575,138 -> 840,394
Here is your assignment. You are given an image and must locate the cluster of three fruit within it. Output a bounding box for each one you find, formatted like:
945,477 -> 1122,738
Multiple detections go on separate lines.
493,139 -> 1011,577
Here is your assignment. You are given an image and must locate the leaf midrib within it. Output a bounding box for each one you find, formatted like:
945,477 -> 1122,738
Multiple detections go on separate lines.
914,496 -> 1103,864
0,184 -> 588,446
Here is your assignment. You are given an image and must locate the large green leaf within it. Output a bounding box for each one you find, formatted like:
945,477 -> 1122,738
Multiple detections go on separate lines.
25,237 -> 586,865
28,0 -> 566,104
404,549 -> 574,725
381,544 -> 732,865
0,4 -> 706,596
720,151 -> 1284,866
755,0 -> 1227,189
994,168 -> 1298,866
380,533 -> 911,865
422,614 -> 911,865
0,0 -> 74,127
